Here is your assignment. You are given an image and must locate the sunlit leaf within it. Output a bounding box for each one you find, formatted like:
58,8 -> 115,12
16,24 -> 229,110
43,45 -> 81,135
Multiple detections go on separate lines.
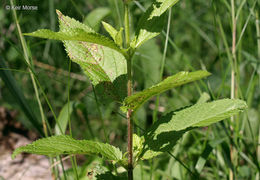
121,71 -> 210,112
12,135 -> 123,163
25,10 -> 127,102
141,99 -> 247,159
134,0 -> 179,48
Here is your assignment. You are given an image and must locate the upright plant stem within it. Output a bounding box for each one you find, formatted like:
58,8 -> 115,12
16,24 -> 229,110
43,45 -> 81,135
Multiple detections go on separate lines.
124,2 -> 133,179
230,0 -> 237,179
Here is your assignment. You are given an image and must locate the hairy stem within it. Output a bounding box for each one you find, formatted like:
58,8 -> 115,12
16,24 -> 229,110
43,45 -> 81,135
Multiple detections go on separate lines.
124,2 -> 133,179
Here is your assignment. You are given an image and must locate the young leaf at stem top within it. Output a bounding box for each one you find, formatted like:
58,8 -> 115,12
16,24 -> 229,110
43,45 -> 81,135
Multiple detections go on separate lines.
121,70 -> 211,113
134,0 -> 179,48
102,21 -> 124,48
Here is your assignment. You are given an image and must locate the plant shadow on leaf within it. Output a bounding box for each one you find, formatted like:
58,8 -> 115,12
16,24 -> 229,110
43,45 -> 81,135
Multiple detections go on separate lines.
135,2 -> 166,47
141,109 -> 193,159
136,2 -> 165,33
95,74 -> 127,104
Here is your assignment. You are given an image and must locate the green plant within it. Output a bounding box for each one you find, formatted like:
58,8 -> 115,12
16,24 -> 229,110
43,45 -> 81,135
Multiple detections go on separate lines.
11,0 -> 248,179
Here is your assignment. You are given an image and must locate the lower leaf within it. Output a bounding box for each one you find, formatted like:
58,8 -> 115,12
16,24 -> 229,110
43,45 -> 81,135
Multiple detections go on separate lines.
12,135 -> 122,163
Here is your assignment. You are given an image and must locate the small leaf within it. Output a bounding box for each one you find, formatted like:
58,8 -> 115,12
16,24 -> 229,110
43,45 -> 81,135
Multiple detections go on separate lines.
121,71 -> 211,112
135,0 -> 179,48
55,102 -> 75,135
102,21 -> 123,48
115,27 -> 124,48
102,21 -> 118,41
133,134 -> 144,163
12,135 -> 123,162
141,99 -> 247,160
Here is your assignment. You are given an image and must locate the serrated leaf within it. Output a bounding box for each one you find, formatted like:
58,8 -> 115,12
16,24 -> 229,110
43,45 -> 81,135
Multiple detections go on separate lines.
141,99 -> 247,160
57,10 -> 127,102
121,71 -> 210,112
25,10 -> 127,102
24,28 -> 123,55
135,0 -> 179,48
12,135 -> 122,162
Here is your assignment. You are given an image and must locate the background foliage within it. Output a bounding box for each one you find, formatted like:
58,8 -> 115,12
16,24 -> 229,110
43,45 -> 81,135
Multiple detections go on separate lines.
0,0 -> 259,179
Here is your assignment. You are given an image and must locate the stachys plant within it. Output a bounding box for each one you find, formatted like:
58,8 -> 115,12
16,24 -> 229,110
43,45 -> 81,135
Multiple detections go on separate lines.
12,0 -> 247,179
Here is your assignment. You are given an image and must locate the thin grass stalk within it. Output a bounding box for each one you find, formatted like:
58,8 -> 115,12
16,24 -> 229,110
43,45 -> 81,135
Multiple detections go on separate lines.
92,85 -> 108,142
10,0 -> 47,138
256,11 -> 260,180
67,58 -> 79,180
9,0 -> 60,177
230,0 -> 237,179
153,8 -> 172,123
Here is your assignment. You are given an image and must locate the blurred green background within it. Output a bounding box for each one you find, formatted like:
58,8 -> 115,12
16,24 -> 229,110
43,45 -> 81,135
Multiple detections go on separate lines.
0,0 -> 259,179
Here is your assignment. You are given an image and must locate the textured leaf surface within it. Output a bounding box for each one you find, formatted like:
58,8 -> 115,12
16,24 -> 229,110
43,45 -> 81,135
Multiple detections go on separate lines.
57,10 -> 127,101
25,10 -> 127,102
24,28 -> 123,55
135,0 -> 179,48
122,71 -> 210,112
140,99 -> 247,159
12,135 -> 122,162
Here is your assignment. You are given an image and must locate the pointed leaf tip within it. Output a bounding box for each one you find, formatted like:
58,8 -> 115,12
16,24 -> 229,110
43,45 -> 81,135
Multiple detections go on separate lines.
12,135 -> 123,162
121,70 -> 211,112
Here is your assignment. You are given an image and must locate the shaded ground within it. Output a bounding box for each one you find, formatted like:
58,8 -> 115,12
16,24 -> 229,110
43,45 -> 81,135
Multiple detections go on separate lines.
0,107 -> 52,180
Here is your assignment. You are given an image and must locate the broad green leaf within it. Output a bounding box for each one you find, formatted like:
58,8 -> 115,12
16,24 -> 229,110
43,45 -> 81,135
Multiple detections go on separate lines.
25,10 -> 127,102
57,10 -> 127,102
141,99 -> 247,160
84,7 -> 111,32
12,135 -> 122,162
102,21 -> 123,48
24,28 -> 123,55
55,102 -> 75,135
134,0 -> 179,48
121,71 -> 210,112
